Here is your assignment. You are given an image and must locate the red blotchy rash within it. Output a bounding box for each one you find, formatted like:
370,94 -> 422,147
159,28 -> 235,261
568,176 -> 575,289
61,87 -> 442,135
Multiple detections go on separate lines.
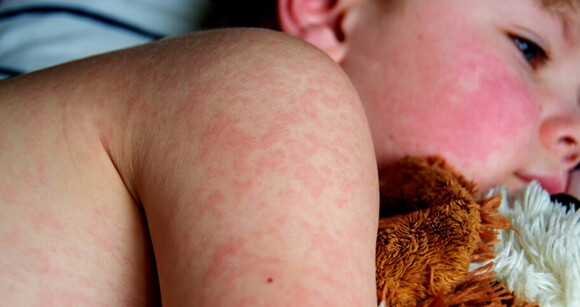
0,184 -> 22,206
335,197 -> 348,209
17,153 -> 50,190
302,132 -> 352,165
276,187 -> 306,204
271,109 -> 309,130
293,164 -> 330,201
257,148 -> 288,174
296,89 -> 322,123
38,288 -> 94,307
31,211 -> 64,235
1,227 -> 23,246
283,282 -> 335,305
299,217 -> 366,269
196,188 -> 227,220
232,178 -> 256,202
412,45 -> 538,162
199,109 -> 307,195
308,74 -> 358,108
23,248 -> 50,275
200,238 -> 283,302
199,112 -> 246,164
93,205 -> 112,219
85,226 -> 120,253
236,296 -> 260,306
342,175 -> 363,195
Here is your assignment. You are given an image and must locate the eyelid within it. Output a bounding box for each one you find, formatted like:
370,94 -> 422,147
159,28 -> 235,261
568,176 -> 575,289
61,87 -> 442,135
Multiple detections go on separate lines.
509,27 -> 551,56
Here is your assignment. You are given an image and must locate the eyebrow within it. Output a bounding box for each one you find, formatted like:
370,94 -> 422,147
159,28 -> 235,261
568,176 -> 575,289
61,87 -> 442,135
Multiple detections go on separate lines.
538,0 -> 578,9
555,11 -> 572,41
537,0 -> 579,42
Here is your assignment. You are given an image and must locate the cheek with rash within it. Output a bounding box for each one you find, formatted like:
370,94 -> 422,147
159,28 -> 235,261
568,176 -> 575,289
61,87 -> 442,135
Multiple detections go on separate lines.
399,48 -> 539,164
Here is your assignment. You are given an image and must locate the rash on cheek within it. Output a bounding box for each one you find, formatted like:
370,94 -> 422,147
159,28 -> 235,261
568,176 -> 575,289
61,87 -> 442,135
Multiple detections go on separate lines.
419,47 -> 539,162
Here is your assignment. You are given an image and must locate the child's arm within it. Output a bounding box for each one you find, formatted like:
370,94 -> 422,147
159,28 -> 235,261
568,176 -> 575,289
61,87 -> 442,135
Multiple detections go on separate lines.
116,29 -> 380,305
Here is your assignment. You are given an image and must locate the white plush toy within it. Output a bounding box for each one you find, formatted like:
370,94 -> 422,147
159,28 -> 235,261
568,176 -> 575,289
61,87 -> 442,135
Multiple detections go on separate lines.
490,182 -> 580,306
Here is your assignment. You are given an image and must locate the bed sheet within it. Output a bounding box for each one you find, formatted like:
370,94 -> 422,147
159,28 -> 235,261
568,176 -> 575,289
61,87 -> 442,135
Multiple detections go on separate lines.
0,0 -> 212,78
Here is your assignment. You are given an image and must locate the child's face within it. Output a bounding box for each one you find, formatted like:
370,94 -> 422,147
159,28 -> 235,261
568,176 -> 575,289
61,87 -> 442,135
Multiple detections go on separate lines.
340,0 -> 580,193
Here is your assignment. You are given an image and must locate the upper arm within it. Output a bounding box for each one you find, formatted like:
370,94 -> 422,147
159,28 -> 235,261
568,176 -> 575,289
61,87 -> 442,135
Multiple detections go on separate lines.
125,29 -> 379,306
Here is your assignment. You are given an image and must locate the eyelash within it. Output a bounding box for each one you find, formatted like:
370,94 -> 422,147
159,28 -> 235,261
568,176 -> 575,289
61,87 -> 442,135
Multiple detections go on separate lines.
510,35 -> 549,68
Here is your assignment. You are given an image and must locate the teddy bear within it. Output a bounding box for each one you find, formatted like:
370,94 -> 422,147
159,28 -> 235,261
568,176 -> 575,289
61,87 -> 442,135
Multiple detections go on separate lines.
374,156 -> 535,306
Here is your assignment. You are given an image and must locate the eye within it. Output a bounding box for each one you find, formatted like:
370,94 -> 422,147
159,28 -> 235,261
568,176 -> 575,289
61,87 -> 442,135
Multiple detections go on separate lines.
510,35 -> 549,68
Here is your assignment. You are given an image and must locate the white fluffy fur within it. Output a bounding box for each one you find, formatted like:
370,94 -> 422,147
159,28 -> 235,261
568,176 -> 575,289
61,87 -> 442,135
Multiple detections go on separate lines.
490,182 -> 580,306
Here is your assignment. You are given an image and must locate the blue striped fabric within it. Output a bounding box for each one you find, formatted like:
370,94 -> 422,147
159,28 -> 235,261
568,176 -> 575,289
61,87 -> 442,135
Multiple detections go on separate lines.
0,6 -> 165,40
0,0 -> 208,79
0,66 -> 22,78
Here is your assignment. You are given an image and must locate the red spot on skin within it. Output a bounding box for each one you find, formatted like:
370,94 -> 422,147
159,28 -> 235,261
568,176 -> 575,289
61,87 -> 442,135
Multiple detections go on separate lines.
199,238 -> 285,304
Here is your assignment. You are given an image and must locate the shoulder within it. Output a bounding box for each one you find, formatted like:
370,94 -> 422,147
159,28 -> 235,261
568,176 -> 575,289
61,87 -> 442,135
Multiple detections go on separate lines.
98,27 -> 361,122
168,27 -> 342,70
123,27 -> 368,150
152,28 -> 355,97
124,30 -> 380,306
133,28 -> 369,153
96,27 -> 374,199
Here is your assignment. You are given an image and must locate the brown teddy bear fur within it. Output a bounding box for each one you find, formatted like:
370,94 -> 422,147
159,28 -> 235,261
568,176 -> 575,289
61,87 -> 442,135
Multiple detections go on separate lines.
375,156 -> 537,306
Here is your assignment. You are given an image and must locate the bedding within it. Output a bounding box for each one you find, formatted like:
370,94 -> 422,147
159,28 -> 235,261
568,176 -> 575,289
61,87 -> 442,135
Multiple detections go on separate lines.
0,0 -> 211,79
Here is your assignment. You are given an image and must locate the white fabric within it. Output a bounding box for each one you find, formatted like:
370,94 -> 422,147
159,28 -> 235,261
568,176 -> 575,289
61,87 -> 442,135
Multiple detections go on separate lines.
491,182 -> 580,306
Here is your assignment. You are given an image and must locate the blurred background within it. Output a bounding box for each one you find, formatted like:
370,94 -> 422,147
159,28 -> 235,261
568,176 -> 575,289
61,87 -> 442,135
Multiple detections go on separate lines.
0,0 -> 278,79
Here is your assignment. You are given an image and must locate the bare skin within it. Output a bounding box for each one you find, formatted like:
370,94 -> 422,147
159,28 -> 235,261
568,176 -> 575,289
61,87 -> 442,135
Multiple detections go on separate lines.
6,0 -> 580,304
280,0 -> 580,194
0,28 -> 379,305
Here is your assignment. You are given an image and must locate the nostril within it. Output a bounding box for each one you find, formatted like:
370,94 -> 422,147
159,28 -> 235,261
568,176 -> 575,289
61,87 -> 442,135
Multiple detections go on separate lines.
565,154 -> 580,170
560,136 -> 578,146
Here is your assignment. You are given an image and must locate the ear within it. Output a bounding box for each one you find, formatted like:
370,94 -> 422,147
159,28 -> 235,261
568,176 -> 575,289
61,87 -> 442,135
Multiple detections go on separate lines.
278,0 -> 356,63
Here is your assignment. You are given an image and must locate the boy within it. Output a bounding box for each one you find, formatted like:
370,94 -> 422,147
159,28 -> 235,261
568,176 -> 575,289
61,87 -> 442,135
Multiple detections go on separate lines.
1,0 -> 579,305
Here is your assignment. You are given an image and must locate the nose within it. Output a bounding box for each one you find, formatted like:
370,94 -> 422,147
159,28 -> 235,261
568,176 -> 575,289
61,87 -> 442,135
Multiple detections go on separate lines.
540,113 -> 580,170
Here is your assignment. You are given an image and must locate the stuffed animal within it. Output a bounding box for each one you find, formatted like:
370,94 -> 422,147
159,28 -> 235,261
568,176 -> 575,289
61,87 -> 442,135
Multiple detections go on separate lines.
490,182 -> 580,307
374,156 -> 579,306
